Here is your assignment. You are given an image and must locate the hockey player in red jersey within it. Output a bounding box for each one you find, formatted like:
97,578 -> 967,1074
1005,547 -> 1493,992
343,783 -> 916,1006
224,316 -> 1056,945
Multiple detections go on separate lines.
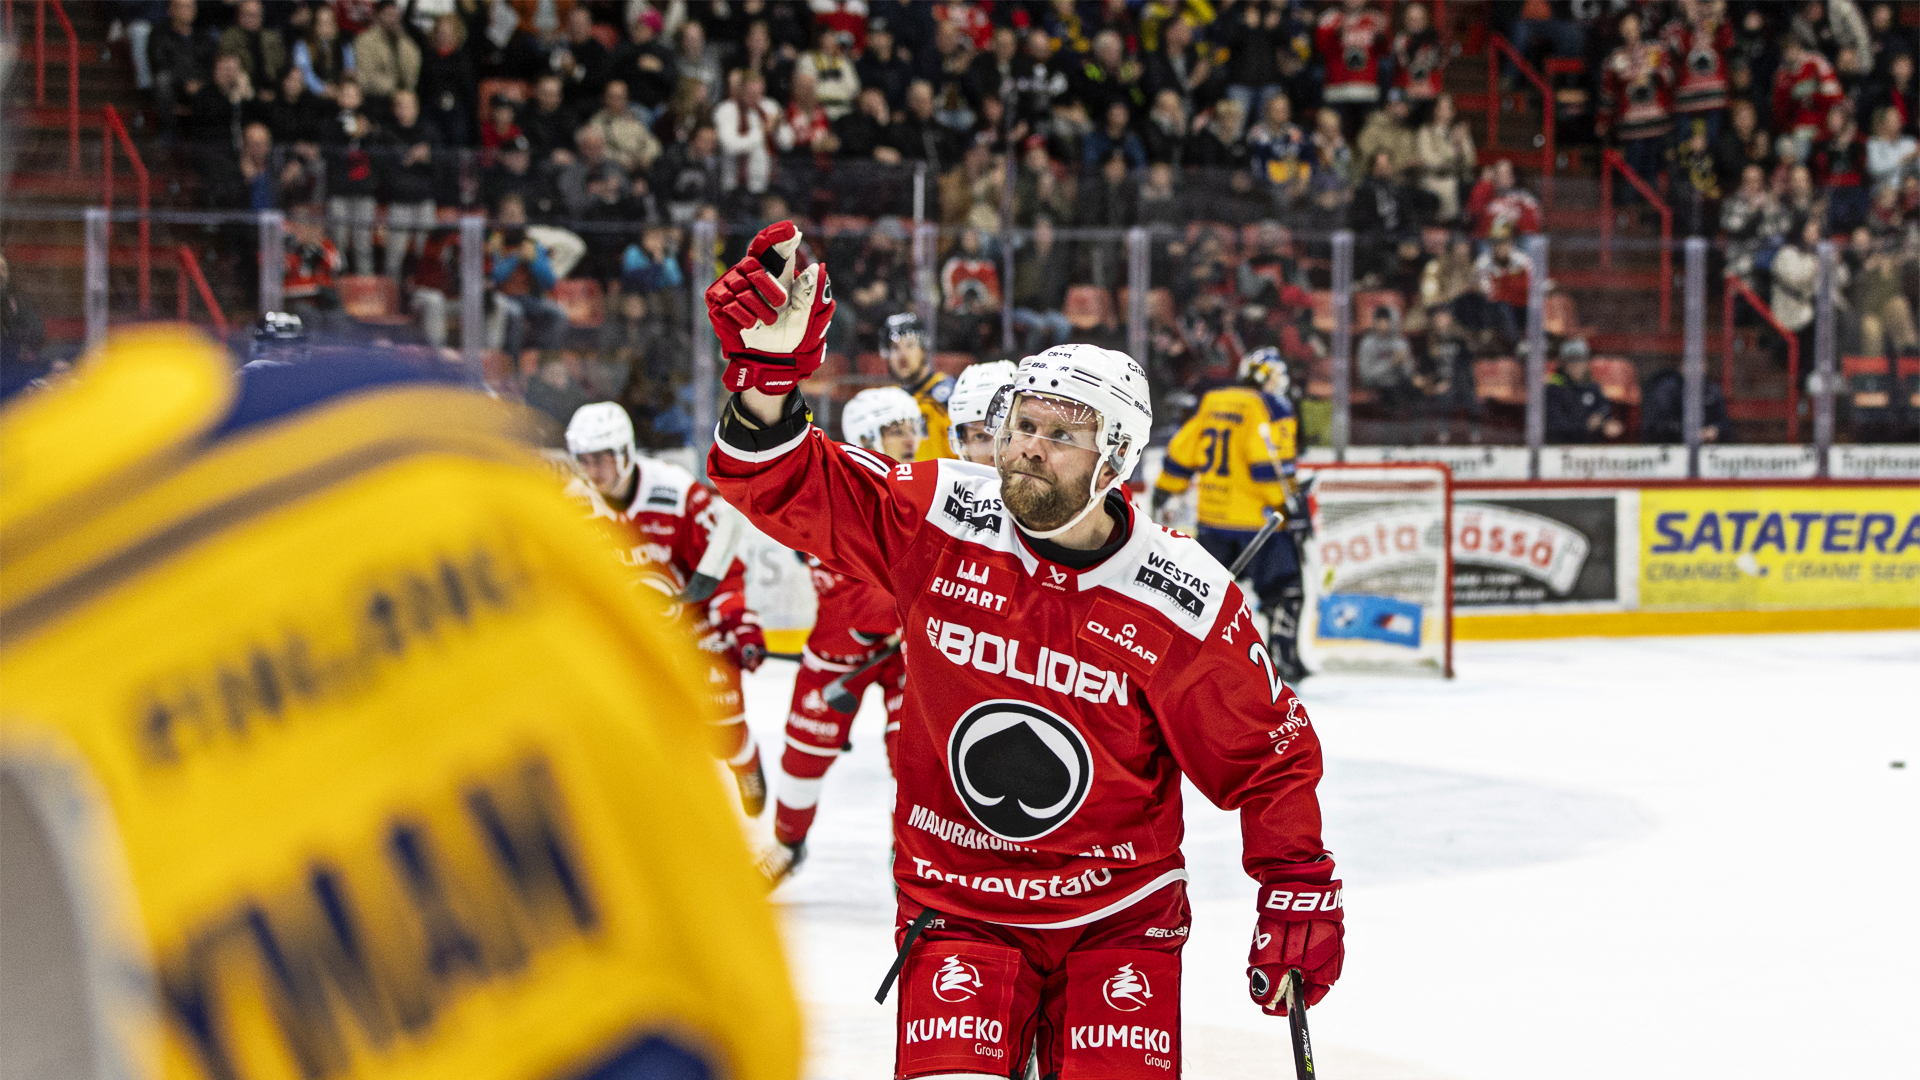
565,402 -> 771,816
763,387 -> 922,881
704,222 -> 1342,1080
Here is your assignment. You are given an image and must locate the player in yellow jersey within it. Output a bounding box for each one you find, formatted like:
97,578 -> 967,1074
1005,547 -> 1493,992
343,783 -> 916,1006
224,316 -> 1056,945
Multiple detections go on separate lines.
0,328 -> 800,1080
1151,347 -> 1315,681
880,312 -> 955,461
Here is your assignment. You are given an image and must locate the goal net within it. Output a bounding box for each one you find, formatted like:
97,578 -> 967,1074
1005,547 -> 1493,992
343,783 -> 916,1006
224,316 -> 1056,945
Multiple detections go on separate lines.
1297,463 -> 1454,678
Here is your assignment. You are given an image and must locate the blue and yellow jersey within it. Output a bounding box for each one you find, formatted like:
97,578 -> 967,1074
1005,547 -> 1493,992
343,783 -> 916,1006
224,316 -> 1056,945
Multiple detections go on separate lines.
0,329 -> 800,1080
904,368 -> 957,461
1155,386 -> 1298,531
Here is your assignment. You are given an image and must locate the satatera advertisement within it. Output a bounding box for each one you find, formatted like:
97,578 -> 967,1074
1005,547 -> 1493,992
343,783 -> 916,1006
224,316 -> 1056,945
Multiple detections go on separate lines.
1639,486 -> 1920,609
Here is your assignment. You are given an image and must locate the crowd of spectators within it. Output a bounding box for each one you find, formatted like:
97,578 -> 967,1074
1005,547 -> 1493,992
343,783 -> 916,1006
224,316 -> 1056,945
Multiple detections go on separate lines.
119,0 -> 1918,445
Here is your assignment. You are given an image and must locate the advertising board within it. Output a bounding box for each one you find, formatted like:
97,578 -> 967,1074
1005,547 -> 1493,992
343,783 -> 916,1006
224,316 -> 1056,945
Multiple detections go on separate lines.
1452,491 -> 1634,610
1639,485 -> 1920,610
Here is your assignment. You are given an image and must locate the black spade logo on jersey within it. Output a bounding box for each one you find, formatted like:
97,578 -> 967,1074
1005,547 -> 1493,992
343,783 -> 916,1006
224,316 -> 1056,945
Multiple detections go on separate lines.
947,700 -> 1092,842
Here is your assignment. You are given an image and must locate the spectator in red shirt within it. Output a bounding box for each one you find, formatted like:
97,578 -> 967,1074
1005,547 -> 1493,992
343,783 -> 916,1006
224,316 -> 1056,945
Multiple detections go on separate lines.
1812,105 -> 1871,231
1663,0 -> 1735,145
1316,0 -> 1391,135
1466,222 -> 1532,349
1772,33 -> 1844,151
1465,158 -> 1543,238
1599,10 -> 1676,201
1393,3 -> 1444,121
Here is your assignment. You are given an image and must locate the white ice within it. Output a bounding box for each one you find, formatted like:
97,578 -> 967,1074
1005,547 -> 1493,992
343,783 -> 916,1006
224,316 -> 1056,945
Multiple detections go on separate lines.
734,631 -> 1920,1079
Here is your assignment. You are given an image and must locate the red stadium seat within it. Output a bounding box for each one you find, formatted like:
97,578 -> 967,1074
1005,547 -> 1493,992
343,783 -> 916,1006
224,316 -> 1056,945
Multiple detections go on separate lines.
933,352 -> 973,376
1843,356 -> 1892,411
552,278 -> 605,329
478,78 -> 529,114
1354,290 -> 1404,325
1146,287 -> 1177,326
1544,293 -> 1581,338
338,275 -> 408,325
1589,357 -> 1640,404
1309,290 -> 1335,333
1064,285 -> 1117,331
819,214 -> 874,236
1473,357 -> 1526,404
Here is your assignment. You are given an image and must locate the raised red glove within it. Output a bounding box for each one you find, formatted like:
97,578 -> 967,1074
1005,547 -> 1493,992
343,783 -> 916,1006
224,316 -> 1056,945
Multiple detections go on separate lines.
704,220 -> 836,394
1247,879 -> 1344,1016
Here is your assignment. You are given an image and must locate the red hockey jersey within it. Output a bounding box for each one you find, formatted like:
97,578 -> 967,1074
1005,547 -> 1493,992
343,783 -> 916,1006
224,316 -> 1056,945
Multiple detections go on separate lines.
1773,53 -> 1844,138
1599,41 -> 1675,141
710,416 -> 1333,928
806,556 -> 900,662
1662,18 -> 1733,115
1317,6 -> 1389,104
568,457 -> 751,642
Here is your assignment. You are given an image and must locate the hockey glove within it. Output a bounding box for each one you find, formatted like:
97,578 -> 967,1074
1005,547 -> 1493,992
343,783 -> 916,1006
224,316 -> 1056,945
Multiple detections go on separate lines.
1247,878 -> 1344,1016
1282,481 -> 1315,542
704,220 -> 836,394
727,619 -> 768,673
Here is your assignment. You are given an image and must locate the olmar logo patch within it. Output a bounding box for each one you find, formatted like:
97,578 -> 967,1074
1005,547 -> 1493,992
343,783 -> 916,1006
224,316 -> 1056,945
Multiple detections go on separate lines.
1077,597 -> 1172,679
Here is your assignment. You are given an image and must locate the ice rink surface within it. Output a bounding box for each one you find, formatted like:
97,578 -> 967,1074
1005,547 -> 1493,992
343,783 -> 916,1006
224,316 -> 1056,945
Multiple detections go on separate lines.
735,632 -> 1919,1079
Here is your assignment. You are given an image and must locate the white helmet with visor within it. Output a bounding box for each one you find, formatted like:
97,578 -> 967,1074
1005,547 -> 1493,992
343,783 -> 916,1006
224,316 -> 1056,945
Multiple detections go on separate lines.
566,402 -> 640,486
993,344 -> 1153,539
946,359 -> 1018,455
840,386 -> 925,451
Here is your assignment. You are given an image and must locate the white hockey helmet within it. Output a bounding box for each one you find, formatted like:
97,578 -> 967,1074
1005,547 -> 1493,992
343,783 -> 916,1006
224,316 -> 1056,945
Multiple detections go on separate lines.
995,343 -> 1153,539
566,401 -> 639,484
840,386 -> 925,452
946,359 -> 1018,455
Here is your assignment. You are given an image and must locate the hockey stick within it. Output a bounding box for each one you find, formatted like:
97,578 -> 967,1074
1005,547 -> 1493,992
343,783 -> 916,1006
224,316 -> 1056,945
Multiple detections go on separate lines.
824,636 -> 902,713
677,501 -> 747,603
1285,969 -> 1316,1080
1228,511 -> 1286,578
763,651 -> 803,663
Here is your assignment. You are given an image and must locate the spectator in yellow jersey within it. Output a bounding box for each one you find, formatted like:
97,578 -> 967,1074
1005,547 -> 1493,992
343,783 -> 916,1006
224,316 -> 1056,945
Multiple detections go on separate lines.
1152,348 -> 1315,681
879,311 -> 956,460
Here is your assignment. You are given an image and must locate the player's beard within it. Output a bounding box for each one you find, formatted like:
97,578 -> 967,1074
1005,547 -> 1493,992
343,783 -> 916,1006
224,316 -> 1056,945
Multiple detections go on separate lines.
1000,460 -> 1092,533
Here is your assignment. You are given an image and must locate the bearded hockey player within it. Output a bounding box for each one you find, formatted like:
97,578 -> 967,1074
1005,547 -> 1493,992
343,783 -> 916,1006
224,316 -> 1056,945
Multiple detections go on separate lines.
947,360 -> 1018,464
881,312 -> 957,461
704,223 -> 1342,1080
1150,347 -> 1315,682
763,386 -> 922,882
565,402 -> 770,816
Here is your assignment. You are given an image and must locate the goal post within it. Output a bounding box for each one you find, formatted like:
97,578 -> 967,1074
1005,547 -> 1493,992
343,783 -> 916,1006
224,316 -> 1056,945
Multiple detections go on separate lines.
1297,462 -> 1454,678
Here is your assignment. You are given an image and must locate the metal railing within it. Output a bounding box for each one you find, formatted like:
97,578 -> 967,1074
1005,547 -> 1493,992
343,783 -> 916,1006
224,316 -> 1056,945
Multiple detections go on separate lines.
174,244 -> 226,335
1598,149 -> 1672,333
33,0 -> 82,173
1723,272 -> 1800,443
1484,34 -> 1555,209
101,103 -> 150,314
30,196 -> 1873,465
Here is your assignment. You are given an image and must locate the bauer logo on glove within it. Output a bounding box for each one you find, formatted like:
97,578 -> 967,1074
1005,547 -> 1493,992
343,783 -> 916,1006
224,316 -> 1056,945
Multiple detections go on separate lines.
705,220 -> 837,394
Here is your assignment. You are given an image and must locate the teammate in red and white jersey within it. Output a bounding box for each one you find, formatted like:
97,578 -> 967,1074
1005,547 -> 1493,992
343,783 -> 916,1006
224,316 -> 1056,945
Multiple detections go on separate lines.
564,402 -> 771,817
704,223 -> 1342,1080
763,387 -> 922,881
946,360 -> 1018,464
